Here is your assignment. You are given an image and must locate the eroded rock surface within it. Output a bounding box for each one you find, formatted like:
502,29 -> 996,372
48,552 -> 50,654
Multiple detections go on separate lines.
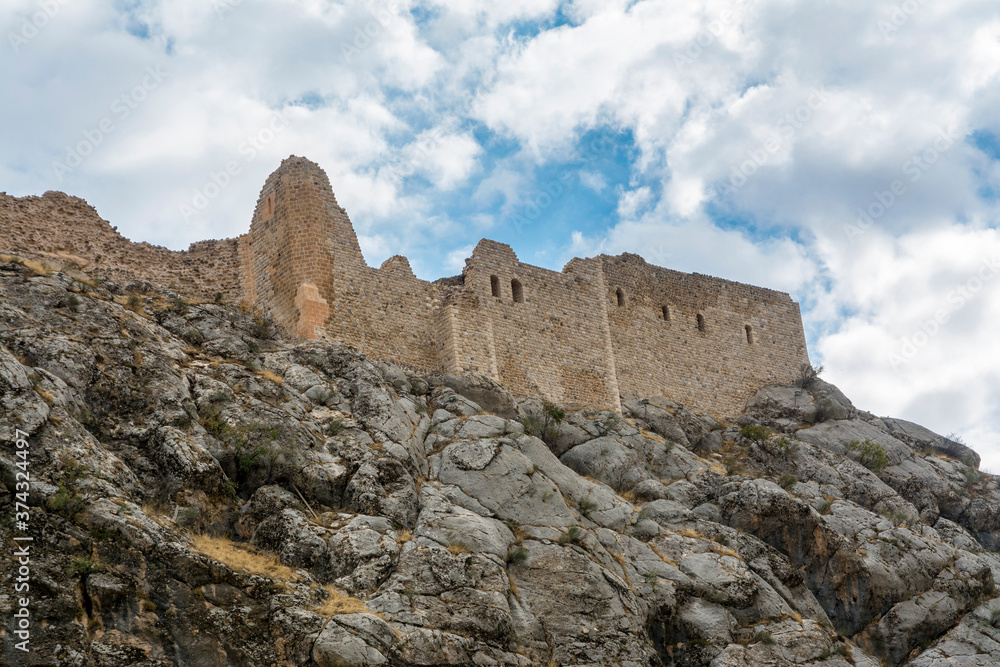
0,256 -> 998,666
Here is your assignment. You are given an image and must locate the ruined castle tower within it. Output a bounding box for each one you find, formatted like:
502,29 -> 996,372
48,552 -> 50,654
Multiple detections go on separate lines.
0,156 -> 811,418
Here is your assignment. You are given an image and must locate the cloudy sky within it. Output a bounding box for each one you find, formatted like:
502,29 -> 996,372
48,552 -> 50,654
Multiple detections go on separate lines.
3,0 -> 999,467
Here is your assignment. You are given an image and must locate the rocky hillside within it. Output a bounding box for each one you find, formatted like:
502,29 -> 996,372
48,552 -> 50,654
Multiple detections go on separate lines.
2,253 -> 1000,667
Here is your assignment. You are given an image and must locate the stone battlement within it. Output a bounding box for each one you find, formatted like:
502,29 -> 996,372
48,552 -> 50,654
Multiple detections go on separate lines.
0,156 -> 810,417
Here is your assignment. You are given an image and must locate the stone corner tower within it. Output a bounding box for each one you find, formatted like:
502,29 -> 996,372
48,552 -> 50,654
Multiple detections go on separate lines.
238,156 -> 363,339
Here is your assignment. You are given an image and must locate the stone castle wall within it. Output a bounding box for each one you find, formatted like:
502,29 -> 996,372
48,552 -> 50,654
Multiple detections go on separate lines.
0,156 -> 811,418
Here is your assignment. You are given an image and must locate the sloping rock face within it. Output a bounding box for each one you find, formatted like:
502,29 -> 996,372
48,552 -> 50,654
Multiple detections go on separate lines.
1,254 -> 1000,666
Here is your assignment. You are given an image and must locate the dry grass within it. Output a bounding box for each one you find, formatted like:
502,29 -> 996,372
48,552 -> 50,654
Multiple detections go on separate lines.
650,544 -> 678,567
190,534 -> 299,586
679,528 -> 702,539
310,584 -> 367,617
791,610 -> 803,624
0,255 -> 52,277
23,259 -> 53,277
714,546 -> 741,559
397,529 -> 413,544
36,388 -> 54,404
257,370 -> 284,385
447,542 -> 474,556
639,428 -> 665,442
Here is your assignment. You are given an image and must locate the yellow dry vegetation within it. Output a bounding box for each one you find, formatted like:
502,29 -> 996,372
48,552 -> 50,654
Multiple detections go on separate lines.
311,584 -> 367,617
0,254 -> 52,277
190,533 -> 299,586
714,546 -> 741,559
650,544 -> 678,567
257,369 -> 284,385
447,542 -> 473,556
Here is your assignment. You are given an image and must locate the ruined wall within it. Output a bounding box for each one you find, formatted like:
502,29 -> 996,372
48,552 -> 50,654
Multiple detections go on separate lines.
0,157 -> 813,419
451,241 -> 621,411
0,191 -> 242,301
600,254 -> 810,417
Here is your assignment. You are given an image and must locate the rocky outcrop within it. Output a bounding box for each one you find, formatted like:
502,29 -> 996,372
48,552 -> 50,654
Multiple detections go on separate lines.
0,254 -> 998,666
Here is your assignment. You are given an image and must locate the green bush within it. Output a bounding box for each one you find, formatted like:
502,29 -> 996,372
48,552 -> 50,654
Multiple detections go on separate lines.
774,437 -> 799,457
778,474 -> 798,490
558,526 -> 584,545
182,329 -> 206,345
739,424 -> 770,443
65,556 -> 96,577
847,439 -> 889,474
507,547 -> 529,565
753,631 -> 776,645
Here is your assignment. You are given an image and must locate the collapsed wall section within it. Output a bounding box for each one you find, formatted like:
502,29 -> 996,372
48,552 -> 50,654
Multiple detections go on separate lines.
600,253 -> 810,417
0,191 -> 242,301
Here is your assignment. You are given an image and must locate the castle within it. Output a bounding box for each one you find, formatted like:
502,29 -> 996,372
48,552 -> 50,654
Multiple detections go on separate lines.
0,156 -> 810,417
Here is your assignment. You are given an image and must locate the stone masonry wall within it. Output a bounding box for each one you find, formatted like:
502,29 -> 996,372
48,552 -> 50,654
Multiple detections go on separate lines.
0,157 -> 812,419
600,254 -> 810,417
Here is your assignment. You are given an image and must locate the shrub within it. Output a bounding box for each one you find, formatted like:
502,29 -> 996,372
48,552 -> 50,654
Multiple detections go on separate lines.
753,631 -> 776,645
722,456 -> 742,475
847,439 -> 889,475
521,402 -> 566,445
796,363 -> 824,387
558,526 -> 584,545
990,608 -> 1000,628
778,474 -> 798,490
327,419 -> 344,436
817,500 -> 832,515
65,556 -> 96,577
507,547 -> 529,565
171,297 -> 190,314
182,329 -> 205,345
739,424 -> 770,443
774,437 -> 799,457
234,301 -> 278,339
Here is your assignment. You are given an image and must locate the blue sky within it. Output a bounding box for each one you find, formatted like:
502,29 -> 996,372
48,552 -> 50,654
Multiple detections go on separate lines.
3,0 -> 1000,468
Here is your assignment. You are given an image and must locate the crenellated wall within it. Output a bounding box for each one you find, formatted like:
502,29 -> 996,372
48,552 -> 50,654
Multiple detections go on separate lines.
0,156 -> 811,419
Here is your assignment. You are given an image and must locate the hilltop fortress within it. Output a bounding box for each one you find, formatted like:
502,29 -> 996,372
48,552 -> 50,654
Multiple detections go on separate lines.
0,156 -> 810,417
